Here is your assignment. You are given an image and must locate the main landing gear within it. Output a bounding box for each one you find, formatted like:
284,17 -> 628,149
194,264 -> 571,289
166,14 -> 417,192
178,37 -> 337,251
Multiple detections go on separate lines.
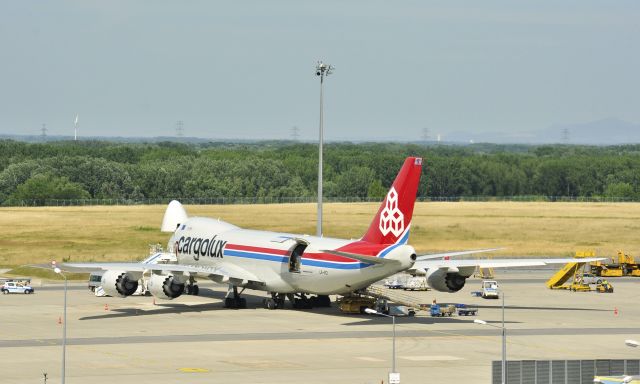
262,293 -> 332,310
224,285 -> 247,309
262,293 -> 286,310
185,277 -> 199,296
222,287 -> 332,310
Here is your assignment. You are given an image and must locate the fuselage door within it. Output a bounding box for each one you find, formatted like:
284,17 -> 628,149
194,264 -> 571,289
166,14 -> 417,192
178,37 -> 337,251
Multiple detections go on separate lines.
289,242 -> 308,273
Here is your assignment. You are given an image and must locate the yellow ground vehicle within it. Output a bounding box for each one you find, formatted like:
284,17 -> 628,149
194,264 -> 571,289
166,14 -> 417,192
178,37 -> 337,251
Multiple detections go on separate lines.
596,281 -> 614,293
338,296 -> 376,314
545,255 -> 587,289
591,250 -> 640,277
568,282 -> 591,292
546,252 -> 614,293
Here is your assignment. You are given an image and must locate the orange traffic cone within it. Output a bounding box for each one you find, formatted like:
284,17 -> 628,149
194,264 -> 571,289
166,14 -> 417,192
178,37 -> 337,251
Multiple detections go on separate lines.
58,317 -> 62,325
614,307 -> 618,316
104,303 -> 109,311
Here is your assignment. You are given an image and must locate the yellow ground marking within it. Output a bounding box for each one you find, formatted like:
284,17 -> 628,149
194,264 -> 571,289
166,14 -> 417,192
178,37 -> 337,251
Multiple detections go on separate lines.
178,367 -> 210,373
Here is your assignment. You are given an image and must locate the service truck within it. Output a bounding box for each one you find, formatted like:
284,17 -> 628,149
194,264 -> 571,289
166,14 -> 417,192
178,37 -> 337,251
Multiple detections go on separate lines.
481,280 -> 500,299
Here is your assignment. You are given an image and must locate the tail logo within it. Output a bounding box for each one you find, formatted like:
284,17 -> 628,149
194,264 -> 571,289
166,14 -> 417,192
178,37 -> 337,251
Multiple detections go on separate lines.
379,187 -> 405,237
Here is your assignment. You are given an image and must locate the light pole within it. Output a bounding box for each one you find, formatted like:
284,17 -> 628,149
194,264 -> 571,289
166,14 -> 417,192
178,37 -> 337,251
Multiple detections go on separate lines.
315,61 -> 333,237
54,267 -> 67,384
474,293 -> 506,384
364,308 -> 399,383
624,340 -> 639,378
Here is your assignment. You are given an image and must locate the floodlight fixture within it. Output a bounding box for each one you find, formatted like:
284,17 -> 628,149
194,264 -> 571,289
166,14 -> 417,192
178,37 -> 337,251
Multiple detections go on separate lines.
626,339 -> 639,348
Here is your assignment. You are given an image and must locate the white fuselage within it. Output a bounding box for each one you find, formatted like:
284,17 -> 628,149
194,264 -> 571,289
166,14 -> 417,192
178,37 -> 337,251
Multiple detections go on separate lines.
169,217 -> 415,295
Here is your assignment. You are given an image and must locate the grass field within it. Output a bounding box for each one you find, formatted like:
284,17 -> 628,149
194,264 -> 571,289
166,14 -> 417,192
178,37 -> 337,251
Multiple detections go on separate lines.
1,202 -> 639,268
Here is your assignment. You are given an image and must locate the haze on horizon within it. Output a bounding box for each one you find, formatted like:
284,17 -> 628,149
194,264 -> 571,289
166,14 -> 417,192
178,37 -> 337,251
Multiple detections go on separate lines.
1,1 -> 638,142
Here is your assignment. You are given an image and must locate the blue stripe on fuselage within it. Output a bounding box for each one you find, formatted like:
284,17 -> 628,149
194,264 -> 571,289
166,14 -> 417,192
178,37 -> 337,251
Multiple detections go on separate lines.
301,259 -> 370,269
223,249 -> 370,269
224,250 -> 288,263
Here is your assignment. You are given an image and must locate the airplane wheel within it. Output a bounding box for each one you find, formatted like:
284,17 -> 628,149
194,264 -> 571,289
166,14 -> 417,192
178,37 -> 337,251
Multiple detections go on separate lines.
225,297 -> 245,308
313,295 -> 331,307
264,298 -> 276,310
192,285 -> 199,296
294,298 -> 312,309
186,285 -> 193,295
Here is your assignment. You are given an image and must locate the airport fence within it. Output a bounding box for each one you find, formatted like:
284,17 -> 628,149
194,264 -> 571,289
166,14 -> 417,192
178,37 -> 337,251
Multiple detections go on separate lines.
492,359 -> 640,384
3,195 -> 640,207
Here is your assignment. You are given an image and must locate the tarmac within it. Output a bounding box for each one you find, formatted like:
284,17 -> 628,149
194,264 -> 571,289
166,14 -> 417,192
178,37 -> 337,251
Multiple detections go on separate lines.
1,271 -> 638,384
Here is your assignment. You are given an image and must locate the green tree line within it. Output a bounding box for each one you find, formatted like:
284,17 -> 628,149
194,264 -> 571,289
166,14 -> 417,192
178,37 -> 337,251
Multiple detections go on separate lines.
1,140 -> 640,205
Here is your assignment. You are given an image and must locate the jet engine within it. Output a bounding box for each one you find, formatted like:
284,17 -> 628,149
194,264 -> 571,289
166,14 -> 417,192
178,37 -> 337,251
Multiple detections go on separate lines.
148,274 -> 185,300
101,271 -> 141,297
425,268 -> 470,293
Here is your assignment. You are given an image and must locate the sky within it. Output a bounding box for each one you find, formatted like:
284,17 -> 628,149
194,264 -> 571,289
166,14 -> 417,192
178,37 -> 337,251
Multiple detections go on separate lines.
1,1 -> 639,141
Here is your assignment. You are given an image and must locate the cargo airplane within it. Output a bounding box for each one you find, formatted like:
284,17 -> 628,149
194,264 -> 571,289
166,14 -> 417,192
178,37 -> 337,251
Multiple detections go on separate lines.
62,157 -> 603,309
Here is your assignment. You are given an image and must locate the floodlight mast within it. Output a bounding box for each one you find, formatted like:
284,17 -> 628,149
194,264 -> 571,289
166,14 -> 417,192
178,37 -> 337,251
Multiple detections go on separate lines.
53,266 -> 67,384
316,61 -> 333,237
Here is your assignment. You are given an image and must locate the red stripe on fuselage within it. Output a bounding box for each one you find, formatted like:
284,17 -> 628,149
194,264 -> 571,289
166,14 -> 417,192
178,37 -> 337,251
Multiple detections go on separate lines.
338,241 -> 391,256
303,252 -> 356,263
225,241 -> 392,263
303,241 -> 392,263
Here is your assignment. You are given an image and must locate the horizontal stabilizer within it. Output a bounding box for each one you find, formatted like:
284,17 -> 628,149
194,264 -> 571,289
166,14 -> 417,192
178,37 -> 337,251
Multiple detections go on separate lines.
321,250 -> 399,265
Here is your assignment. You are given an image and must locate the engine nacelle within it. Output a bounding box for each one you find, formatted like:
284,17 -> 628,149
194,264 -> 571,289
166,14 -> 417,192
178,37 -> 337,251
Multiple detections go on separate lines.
101,271 -> 141,298
148,274 -> 185,300
425,269 -> 468,293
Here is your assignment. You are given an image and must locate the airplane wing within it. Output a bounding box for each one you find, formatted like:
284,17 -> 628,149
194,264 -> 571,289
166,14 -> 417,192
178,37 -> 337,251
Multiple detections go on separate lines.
412,257 -> 606,270
416,248 -> 504,261
62,262 -> 263,284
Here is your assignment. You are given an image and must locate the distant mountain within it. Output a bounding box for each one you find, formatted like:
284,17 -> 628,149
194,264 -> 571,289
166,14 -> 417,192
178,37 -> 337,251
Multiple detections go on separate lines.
444,118 -> 640,145
541,118 -> 640,145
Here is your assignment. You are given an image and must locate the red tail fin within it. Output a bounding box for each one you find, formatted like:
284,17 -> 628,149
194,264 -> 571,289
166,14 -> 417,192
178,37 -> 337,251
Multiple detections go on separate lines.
362,157 -> 422,245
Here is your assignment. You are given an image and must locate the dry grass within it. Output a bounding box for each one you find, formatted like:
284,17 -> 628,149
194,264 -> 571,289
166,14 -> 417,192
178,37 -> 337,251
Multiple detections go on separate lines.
1,202 -> 639,266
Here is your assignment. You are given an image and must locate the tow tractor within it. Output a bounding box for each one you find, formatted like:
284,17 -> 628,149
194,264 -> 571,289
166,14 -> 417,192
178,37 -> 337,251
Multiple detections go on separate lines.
430,303 -> 478,317
430,304 -> 456,317
481,280 -> 500,299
